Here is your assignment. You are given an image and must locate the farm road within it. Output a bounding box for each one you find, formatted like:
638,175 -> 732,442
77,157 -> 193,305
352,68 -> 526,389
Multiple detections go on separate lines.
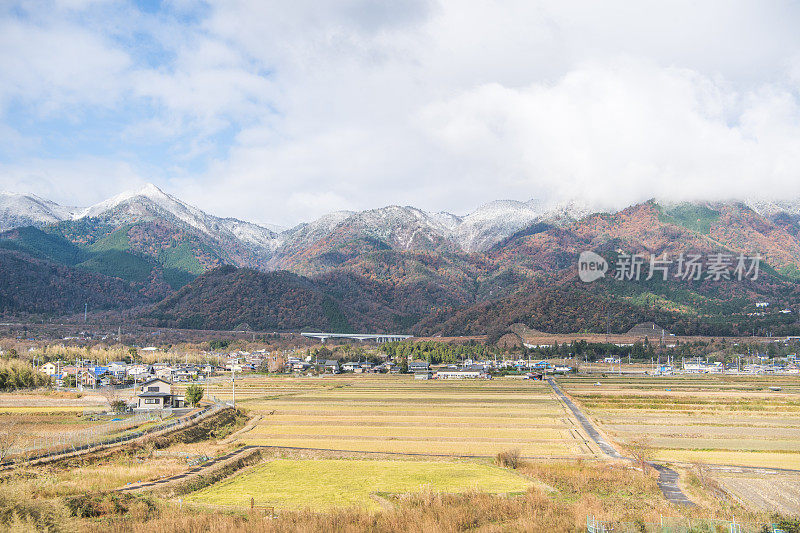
547,378 -> 695,506
118,445 -> 260,492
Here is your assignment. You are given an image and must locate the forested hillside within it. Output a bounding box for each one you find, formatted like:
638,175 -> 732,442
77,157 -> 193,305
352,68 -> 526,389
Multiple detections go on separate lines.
142,266 -> 351,332
0,249 -> 149,315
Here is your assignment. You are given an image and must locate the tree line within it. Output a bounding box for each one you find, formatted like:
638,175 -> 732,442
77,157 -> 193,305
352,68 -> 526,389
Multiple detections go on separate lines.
0,360 -> 50,391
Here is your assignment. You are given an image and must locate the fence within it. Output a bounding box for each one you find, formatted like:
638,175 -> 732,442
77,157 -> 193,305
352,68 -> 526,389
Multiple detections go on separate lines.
1,401 -> 228,467
587,515 -> 770,533
10,410 -> 161,456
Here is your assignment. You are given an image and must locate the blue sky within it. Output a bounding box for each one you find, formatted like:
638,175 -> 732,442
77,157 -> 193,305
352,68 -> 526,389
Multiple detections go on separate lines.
2,1 -> 800,226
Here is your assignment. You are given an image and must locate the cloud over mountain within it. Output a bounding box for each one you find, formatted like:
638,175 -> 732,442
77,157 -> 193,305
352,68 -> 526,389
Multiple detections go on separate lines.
1,1 -> 800,226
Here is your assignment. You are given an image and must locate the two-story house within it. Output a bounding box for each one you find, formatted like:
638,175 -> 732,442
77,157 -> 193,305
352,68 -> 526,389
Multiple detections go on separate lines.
135,378 -> 185,410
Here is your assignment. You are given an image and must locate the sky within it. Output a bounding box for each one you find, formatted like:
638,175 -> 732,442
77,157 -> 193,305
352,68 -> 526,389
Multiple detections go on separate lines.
1,0 -> 800,227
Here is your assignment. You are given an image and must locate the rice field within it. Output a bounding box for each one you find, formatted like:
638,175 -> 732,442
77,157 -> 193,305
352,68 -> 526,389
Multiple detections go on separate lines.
198,375 -> 599,458
185,458 -> 532,511
713,474 -> 800,516
558,375 -> 800,470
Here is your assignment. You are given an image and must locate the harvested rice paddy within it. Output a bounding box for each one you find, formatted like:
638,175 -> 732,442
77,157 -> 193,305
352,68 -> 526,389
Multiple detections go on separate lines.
202,375 -> 598,458
186,458 -> 532,511
559,375 -> 800,470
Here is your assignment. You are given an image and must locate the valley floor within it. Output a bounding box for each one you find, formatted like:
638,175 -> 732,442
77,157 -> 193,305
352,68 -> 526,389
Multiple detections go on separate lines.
1,374 -> 798,532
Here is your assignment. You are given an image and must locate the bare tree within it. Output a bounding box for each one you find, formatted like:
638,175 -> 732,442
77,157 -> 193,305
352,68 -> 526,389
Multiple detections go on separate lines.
98,385 -> 118,408
626,436 -> 653,472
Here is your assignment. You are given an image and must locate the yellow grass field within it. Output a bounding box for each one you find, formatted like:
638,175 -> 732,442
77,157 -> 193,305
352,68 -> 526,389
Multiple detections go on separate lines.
558,375 -> 800,470
199,375 -> 598,458
0,405 -> 89,413
186,458 -> 532,511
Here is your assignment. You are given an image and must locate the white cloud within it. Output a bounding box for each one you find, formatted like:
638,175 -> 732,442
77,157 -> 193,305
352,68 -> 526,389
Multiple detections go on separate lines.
0,15 -> 130,113
0,157 -> 147,206
419,60 -> 800,210
1,1 -> 800,225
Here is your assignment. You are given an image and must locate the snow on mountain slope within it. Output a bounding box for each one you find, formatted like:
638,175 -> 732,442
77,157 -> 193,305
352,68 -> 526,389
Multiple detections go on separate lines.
746,199 -> 800,218
78,183 -> 221,235
279,210 -> 355,250
76,183 -> 280,255
218,218 -> 281,252
0,192 -> 78,231
430,211 -> 462,231
267,210 -> 356,267
0,184 -> 603,269
540,199 -> 595,226
335,205 -> 461,251
454,200 -> 545,252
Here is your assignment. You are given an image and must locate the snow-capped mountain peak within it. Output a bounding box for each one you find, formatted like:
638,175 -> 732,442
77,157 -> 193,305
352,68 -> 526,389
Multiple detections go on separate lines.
0,185 -> 603,267
453,199 -> 545,252
0,191 -> 78,231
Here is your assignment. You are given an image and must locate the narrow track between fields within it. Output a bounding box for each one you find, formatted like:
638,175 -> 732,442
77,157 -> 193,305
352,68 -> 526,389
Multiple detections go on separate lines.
118,445 -> 261,492
547,378 -> 695,506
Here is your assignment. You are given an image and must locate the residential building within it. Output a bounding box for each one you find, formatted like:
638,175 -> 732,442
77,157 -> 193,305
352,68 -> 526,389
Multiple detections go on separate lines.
135,378 -> 185,410
39,362 -> 58,376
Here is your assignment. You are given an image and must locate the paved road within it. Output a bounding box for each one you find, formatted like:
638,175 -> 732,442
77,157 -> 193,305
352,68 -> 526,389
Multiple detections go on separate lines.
547,378 -> 695,506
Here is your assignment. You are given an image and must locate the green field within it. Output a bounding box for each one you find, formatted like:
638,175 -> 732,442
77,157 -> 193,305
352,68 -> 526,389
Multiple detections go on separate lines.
186,458 -> 531,511
197,375 -> 597,458
558,374 -> 800,469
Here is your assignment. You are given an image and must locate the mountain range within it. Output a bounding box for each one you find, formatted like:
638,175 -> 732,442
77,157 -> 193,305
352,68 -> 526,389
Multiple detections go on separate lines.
1,184 -> 800,337
0,184 -> 590,262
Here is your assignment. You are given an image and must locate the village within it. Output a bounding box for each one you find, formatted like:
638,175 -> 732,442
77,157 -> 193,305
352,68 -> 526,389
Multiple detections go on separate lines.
33,342 -> 800,397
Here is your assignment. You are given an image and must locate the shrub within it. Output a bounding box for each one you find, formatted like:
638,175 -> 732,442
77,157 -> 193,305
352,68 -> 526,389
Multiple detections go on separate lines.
65,493 -> 157,519
495,449 -> 521,469
763,516 -> 800,533
110,399 -> 128,413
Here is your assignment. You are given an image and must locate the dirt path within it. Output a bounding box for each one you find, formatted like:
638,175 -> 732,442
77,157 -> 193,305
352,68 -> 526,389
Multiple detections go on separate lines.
119,445 -> 261,492
221,414 -> 263,444
547,378 -> 695,507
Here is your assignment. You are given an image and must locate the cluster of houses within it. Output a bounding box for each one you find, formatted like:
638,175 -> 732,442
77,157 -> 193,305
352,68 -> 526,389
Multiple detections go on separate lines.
38,360 -> 213,388
411,359 -> 571,380
37,346 -> 580,389
35,347 -> 301,388
286,356 -> 399,374
412,363 -> 491,380
281,355 -> 573,378
674,355 -> 800,374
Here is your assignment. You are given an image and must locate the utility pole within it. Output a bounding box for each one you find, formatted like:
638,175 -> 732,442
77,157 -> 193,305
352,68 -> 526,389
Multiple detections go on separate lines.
231,368 -> 236,408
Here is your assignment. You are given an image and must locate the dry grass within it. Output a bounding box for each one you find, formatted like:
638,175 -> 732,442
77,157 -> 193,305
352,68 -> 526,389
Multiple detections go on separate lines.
94,459 -> 769,532
494,449 -> 521,469
0,444 -> 774,532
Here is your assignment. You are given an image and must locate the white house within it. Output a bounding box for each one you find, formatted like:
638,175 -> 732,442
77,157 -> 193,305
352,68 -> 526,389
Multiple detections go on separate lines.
135,378 -> 185,410
39,362 -> 58,376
